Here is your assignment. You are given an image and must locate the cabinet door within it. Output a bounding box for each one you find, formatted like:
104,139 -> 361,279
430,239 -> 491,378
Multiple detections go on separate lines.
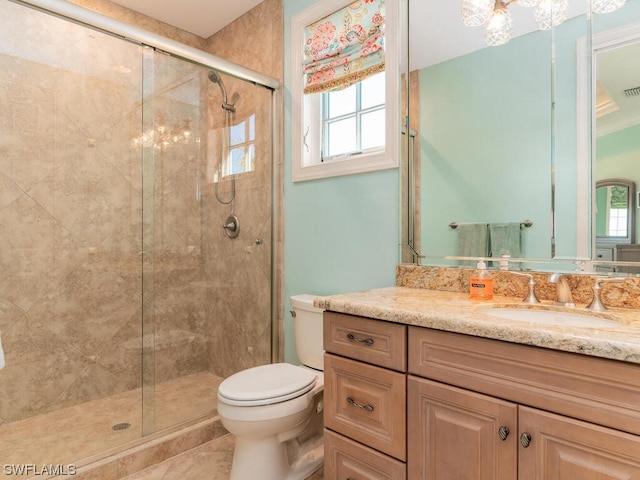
519,406 -> 640,479
407,376 -> 517,480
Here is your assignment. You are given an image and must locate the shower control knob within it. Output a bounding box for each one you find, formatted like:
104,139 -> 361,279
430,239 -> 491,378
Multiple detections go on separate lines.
223,214 -> 240,238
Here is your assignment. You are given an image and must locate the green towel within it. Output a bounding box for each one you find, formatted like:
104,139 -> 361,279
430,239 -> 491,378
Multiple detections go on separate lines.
489,223 -> 522,258
456,223 -> 489,266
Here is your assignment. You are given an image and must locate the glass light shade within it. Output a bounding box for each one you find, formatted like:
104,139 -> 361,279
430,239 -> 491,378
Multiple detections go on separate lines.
484,8 -> 512,46
592,0 -> 626,14
534,0 -> 569,30
461,0 -> 495,27
518,0 -> 539,7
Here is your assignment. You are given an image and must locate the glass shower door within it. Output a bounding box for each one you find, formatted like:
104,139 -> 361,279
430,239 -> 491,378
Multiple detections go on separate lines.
0,0 -> 147,467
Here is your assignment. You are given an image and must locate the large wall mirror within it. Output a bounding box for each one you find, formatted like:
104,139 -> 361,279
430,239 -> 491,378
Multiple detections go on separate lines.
403,0 -> 640,272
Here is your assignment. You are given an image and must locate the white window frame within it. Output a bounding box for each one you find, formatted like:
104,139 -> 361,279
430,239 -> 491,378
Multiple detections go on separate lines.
291,0 -> 399,182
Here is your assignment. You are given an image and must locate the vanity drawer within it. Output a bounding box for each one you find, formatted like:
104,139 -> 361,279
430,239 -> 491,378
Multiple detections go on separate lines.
325,429 -> 406,479
324,353 -> 406,461
323,312 -> 407,371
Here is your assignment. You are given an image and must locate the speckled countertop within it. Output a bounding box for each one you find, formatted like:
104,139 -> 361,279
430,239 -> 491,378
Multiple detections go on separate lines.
315,287 -> 640,364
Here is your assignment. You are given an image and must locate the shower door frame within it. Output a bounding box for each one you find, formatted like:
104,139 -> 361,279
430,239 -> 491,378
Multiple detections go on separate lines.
10,0 -> 281,435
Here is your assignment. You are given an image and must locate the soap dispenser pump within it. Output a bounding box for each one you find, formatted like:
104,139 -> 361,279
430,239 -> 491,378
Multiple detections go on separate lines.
470,260 -> 493,300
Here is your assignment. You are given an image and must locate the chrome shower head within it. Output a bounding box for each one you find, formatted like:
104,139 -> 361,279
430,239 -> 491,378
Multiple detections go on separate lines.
207,70 -> 236,113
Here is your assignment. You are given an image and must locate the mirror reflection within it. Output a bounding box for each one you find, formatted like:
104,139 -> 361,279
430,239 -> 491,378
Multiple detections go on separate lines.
593,19 -> 640,272
595,180 -> 635,243
405,0 -> 640,270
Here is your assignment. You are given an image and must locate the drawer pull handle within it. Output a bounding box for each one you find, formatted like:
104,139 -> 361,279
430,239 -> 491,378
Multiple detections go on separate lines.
498,426 -> 510,441
520,432 -> 532,448
347,397 -> 374,412
346,333 -> 374,345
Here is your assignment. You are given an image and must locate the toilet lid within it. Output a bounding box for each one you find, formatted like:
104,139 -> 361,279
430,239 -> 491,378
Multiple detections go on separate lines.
218,363 -> 317,407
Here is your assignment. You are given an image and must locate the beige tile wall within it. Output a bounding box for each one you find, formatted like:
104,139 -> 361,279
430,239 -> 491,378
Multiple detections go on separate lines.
205,0 -> 285,366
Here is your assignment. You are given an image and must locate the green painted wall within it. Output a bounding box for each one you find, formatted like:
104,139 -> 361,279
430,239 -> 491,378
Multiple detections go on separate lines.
283,0 -> 399,364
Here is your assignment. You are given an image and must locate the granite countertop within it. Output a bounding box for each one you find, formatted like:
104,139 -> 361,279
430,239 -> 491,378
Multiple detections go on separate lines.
315,287 -> 640,364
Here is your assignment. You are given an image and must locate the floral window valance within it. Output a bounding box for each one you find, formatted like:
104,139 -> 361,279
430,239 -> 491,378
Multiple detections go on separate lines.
303,0 -> 385,94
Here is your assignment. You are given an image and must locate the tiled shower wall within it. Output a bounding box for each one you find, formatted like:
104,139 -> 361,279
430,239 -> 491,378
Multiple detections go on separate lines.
204,0 -> 285,369
0,0 -> 280,424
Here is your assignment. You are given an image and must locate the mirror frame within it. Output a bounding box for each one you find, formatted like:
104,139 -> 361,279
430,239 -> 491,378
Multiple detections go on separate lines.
595,179 -> 636,245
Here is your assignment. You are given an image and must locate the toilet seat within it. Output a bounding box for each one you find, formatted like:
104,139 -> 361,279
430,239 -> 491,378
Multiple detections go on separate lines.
218,363 -> 317,407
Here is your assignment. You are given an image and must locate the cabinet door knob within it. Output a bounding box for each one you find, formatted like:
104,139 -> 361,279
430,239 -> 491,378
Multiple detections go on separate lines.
498,426 -> 510,441
520,432 -> 532,448
347,397 -> 374,412
346,333 -> 374,345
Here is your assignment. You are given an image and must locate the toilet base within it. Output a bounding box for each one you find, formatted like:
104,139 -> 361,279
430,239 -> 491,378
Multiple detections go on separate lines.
229,434 -> 323,480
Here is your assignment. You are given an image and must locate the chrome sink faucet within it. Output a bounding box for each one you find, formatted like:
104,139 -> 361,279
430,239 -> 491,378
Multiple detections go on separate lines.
548,273 -> 575,307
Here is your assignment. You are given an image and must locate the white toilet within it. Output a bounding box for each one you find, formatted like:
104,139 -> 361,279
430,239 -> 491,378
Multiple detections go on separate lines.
217,294 -> 324,480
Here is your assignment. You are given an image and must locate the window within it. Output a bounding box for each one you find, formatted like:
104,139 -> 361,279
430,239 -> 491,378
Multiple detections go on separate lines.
291,0 -> 399,182
322,72 -> 385,160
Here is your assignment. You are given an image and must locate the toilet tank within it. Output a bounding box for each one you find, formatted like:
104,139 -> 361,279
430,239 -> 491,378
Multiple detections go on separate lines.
290,294 -> 324,371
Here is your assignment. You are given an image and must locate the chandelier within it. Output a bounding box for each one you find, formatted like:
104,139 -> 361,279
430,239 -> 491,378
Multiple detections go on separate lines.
461,0 -> 627,46
131,115 -> 194,151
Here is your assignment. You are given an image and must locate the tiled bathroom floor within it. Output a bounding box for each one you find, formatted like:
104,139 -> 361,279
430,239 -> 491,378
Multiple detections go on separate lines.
120,434 -> 324,480
0,371 -> 221,479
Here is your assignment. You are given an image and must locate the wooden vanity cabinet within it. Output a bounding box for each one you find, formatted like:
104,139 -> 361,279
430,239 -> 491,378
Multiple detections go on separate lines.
408,326 -> 640,480
323,312 -> 407,479
323,312 -> 640,479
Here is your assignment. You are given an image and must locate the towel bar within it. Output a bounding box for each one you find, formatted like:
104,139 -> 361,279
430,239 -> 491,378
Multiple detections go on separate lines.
449,220 -> 533,229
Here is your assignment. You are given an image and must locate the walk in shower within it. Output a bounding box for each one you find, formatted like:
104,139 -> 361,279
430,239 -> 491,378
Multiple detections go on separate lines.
0,0 -> 277,473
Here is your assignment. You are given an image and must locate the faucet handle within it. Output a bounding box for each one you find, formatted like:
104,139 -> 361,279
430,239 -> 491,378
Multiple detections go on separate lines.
587,277 -> 624,311
510,272 -> 540,304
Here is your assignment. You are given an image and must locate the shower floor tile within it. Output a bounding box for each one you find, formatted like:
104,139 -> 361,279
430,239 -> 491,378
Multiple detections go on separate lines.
0,371 -> 221,479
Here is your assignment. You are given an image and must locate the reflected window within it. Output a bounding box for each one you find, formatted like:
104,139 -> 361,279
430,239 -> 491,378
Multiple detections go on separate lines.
607,185 -> 629,237
225,114 -> 255,175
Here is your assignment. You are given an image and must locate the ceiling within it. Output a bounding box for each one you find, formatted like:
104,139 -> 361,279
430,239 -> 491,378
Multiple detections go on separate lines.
109,0 -> 263,38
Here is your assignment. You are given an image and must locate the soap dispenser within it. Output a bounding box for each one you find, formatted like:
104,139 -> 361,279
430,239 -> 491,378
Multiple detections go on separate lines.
469,261 -> 493,300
